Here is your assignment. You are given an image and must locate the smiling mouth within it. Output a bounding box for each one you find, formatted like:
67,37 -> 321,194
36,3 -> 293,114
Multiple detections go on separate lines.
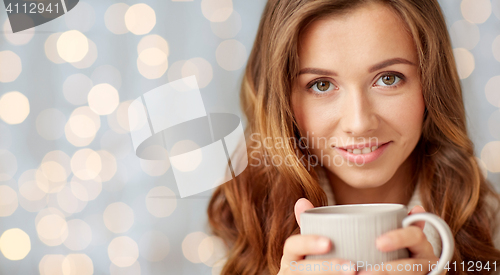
332,141 -> 392,154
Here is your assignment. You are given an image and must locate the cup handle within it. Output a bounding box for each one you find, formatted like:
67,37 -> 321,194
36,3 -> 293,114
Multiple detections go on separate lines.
402,213 -> 454,275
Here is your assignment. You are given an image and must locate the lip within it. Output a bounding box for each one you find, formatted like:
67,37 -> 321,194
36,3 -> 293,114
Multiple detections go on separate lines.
336,141 -> 390,150
334,141 -> 392,164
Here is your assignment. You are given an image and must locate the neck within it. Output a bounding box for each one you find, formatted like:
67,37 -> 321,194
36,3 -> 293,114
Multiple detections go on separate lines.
325,153 -> 417,205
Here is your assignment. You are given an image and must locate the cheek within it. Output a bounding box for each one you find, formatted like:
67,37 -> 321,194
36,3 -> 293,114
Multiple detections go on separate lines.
380,91 -> 425,138
292,95 -> 335,134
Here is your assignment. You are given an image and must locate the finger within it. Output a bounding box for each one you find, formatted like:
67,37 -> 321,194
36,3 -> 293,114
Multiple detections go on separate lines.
294,198 -> 314,227
357,258 -> 430,275
281,234 -> 331,264
284,258 -> 356,275
375,226 -> 434,258
407,205 -> 426,230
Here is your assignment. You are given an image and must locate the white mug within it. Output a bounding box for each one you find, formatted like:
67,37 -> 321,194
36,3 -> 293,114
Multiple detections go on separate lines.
300,204 -> 454,275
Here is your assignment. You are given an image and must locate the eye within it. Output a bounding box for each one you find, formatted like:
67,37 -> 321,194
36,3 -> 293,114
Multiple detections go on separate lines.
310,80 -> 336,94
375,73 -> 402,87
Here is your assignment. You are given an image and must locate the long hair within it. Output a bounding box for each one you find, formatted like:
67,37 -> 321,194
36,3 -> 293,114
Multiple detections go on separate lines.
207,0 -> 500,274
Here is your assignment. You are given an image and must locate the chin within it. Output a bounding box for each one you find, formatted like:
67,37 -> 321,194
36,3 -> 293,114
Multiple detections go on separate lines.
338,172 -> 390,189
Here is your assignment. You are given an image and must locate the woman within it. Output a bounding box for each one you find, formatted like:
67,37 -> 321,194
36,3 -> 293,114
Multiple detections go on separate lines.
207,0 -> 500,274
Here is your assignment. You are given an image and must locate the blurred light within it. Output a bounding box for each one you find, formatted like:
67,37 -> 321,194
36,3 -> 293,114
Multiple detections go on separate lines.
62,254 -> 94,275
64,1 -> 96,32
110,261 -> 141,275
36,109 -> 66,140
210,10 -> 241,39
96,150 -> 117,182
45,33 -> 65,64
103,202 -> 134,233
71,39 -> 98,69
449,20 -> 480,50
65,106 -> 101,147
139,48 -> 167,66
145,186 -> 177,218
57,186 -> 87,214
0,228 -> 30,260
105,3 -> 130,34
0,150 -> 17,181
0,91 -> 30,124
139,230 -> 169,262
481,141 -> 500,173
0,51 -> 22,83
18,169 -> 47,201
167,60 -> 187,83
453,48 -> 475,79
70,176 -> 102,202
36,213 -> 68,246
35,167 -> 65,193
182,232 -> 208,263
108,236 -> 139,267
39,254 -> 65,275
40,161 -> 67,183
0,185 -> 18,217
88,83 -> 120,115
137,34 -> 169,57
139,145 -> 170,176
63,74 -> 93,106
91,65 -> 122,90
493,35 -> 500,62
63,219 -> 92,251
57,30 -> 89,63
199,235 -> 227,267
137,55 -> 168,79
216,39 -> 247,71
485,75 -> 500,108
42,150 -> 71,181
182,57 -> 213,88
124,3 -> 156,35
476,157 -> 488,179
3,19 -> 34,45
201,0 -> 233,22
71,148 -> 102,180
212,259 -> 227,275
170,140 -> 202,172
107,100 -> 134,134
461,0 -> 491,24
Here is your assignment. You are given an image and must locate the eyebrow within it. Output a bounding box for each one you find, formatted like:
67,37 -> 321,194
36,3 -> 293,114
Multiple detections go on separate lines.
298,58 -> 416,76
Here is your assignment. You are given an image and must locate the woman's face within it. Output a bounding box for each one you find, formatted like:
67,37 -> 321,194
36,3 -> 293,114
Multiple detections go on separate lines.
291,2 -> 425,189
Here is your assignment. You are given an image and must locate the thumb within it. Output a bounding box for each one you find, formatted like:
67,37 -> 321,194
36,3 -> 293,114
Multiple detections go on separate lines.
294,198 -> 314,228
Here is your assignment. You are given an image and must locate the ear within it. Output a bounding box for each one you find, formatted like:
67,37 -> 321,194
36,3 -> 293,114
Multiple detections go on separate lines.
294,198 -> 314,228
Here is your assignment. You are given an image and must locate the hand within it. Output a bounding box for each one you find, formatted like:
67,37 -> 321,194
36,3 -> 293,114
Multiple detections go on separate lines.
278,198 -> 356,275
358,206 -> 445,275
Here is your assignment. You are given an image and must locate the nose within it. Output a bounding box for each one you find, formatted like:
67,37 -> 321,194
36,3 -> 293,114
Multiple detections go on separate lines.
340,87 -> 378,135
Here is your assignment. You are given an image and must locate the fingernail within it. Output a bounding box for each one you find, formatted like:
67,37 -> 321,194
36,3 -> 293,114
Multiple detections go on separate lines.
358,271 -> 372,275
376,235 -> 391,249
317,237 -> 330,250
419,205 -> 426,211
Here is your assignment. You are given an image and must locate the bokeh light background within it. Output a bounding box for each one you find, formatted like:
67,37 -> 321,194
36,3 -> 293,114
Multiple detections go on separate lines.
0,0 -> 499,274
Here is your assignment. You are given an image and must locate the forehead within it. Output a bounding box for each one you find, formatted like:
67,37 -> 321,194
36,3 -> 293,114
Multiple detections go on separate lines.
298,2 -> 417,68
